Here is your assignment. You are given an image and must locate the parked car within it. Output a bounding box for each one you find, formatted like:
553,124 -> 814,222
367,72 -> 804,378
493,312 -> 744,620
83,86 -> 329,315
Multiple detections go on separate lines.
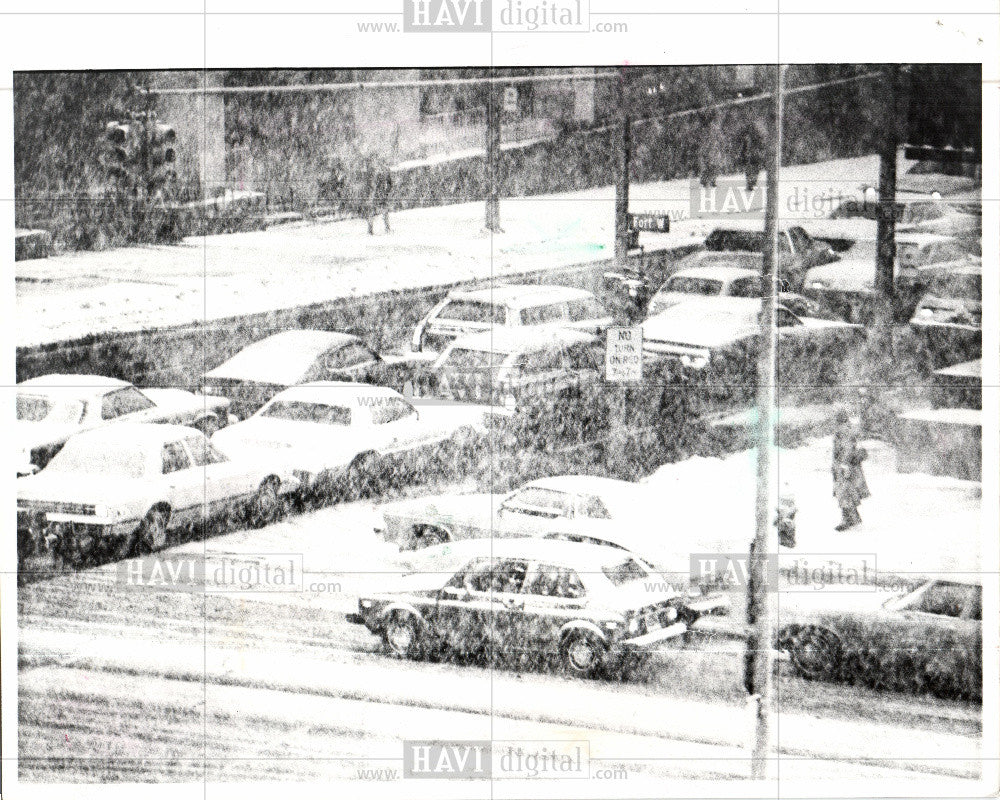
378,474 -> 663,550
210,381 -> 484,500
701,224 -> 839,284
202,329 -> 420,419
640,297 -> 865,398
803,234 -> 980,323
16,374 -> 232,476
645,265 -> 794,317
777,578 -> 982,700
909,264 -> 982,367
930,358 -> 981,410
410,284 -> 613,354
412,327 -> 601,413
16,423 -> 299,567
831,195 -> 981,237
347,537 -> 724,677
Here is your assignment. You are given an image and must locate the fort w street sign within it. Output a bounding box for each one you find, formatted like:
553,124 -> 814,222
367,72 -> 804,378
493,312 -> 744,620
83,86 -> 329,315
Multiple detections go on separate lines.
605,326 -> 642,383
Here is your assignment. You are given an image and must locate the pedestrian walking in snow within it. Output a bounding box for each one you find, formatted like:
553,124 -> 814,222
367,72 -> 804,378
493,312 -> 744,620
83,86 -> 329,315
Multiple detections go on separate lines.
832,408 -> 869,531
364,158 -> 393,235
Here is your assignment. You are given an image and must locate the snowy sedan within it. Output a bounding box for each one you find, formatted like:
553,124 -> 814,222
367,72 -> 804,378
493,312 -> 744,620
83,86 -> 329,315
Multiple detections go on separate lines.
640,296 -> 865,398
16,374 -> 232,476
16,423 -> 299,567
211,382 -> 484,500
378,474 -> 663,550
348,538 -> 703,678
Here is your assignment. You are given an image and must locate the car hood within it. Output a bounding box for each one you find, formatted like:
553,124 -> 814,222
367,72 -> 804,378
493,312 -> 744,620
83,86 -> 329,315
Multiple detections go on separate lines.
778,587 -> 901,618
381,492 -> 498,526
369,571 -> 450,597
642,313 -> 755,350
803,258 -> 878,291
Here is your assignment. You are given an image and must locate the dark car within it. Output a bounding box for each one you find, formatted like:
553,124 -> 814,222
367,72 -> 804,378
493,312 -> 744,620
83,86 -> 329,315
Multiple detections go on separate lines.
348,538 -> 725,678
778,578 -> 982,700
202,330 -> 416,419
702,224 -> 839,289
909,264 -> 982,368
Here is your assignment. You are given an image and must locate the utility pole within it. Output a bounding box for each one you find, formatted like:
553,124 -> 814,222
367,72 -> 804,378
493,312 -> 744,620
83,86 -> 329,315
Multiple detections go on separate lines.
485,79 -> 502,232
746,62 -> 783,781
614,67 -> 631,267
873,65 -> 899,356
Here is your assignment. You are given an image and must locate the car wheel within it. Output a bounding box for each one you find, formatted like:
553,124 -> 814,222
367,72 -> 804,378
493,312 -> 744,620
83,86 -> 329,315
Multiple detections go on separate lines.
249,479 -> 281,528
560,631 -> 607,679
783,625 -> 843,681
136,508 -> 169,554
382,611 -> 423,659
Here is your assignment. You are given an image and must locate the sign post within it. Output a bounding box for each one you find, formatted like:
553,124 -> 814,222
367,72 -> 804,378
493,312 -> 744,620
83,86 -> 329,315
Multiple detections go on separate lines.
605,326 -> 643,462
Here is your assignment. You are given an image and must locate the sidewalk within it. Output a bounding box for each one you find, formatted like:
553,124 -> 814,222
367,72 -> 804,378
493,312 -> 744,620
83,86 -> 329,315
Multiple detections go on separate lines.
15,155 -> 881,347
643,435 -> 982,577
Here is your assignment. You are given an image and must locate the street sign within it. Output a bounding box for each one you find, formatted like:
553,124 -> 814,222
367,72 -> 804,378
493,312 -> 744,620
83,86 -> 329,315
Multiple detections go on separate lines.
605,326 -> 643,383
628,212 -> 671,233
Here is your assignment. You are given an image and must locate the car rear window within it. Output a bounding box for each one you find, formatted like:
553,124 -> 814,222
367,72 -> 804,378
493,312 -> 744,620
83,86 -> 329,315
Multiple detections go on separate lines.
602,557 -> 650,586
663,276 -> 724,296
17,395 -> 85,424
436,300 -> 505,325
260,400 -> 351,425
520,303 -> 567,325
705,230 -> 765,252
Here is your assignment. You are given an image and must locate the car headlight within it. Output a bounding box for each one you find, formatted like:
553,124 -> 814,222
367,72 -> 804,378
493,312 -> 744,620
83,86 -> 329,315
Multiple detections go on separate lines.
626,615 -> 641,635
809,280 -> 828,289
917,308 -> 934,319
94,503 -> 118,520
680,354 -> 709,369
663,606 -> 678,623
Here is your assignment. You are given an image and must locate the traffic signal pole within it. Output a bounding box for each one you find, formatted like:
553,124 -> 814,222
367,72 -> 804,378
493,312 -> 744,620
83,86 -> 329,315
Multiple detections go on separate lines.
485,82 -> 501,232
747,62 -> 783,781
874,66 -> 899,356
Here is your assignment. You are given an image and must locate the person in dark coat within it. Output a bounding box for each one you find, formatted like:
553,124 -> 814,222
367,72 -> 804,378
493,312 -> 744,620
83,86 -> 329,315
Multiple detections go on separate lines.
739,121 -> 766,191
832,408 -> 870,530
363,158 -> 393,235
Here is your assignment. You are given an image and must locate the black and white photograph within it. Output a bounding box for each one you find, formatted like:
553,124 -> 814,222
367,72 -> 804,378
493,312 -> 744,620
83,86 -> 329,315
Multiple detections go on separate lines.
2,5 -> 997,799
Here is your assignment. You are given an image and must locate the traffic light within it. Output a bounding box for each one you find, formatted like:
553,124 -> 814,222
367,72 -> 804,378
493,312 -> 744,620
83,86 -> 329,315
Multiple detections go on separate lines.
102,121 -> 134,182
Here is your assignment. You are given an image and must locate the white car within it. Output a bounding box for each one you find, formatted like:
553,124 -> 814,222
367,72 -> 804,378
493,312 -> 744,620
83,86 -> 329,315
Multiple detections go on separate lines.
16,423 -> 299,567
16,374 -> 232,475
410,283 -> 613,354
210,381 -> 484,499
646,265 -> 784,317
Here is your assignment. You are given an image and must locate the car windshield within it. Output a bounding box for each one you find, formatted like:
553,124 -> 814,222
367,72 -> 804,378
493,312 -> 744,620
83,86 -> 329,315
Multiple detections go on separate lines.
662,277 -> 724,296
46,439 -> 147,479
259,400 -> 351,425
438,347 -> 505,372
16,394 -> 85,424
928,272 -> 981,301
437,300 -> 505,324
602,557 -> 650,586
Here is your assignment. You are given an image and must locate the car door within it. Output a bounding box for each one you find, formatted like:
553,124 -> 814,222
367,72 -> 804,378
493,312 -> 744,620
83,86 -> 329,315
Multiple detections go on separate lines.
183,433 -> 254,519
496,486 -> 575,535
433,557 -> 528,659
158,438 -> 203,528
518,561 -> 589,656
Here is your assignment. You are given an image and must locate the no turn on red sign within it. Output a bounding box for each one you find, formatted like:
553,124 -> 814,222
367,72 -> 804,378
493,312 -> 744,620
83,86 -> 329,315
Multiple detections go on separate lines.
605,326 -> 643,383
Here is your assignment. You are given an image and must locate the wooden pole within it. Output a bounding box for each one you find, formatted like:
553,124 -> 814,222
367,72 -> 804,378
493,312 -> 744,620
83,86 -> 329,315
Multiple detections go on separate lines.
873,66 -> 899,353
747,62 -> 783,781
614,68 -> 631,267
485,81 -> 501,232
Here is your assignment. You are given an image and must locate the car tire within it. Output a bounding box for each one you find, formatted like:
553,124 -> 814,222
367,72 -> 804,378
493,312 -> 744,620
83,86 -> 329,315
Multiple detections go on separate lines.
560,631 -> 607,679
382,610 -> 423,660
344,451 -> 380,501
781,625 -> 843,681
248,478 -> 281,528
413,524 -> 450,548
136,508 -> 169,555
194,415 -> 219,438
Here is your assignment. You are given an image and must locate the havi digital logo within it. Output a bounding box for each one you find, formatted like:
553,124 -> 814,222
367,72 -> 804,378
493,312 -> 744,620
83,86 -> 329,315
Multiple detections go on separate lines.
404,0 -> 491,31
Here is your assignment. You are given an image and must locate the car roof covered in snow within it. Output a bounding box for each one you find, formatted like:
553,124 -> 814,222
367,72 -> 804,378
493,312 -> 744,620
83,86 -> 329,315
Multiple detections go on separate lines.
525,474 -> 641,497
264,381 -> 402,405
437,536 -> 644,571
447,283 -> 592,309
18,374 -> 132,391
666,265 -> 759,283
205,329 -> 364,384
442,326 -> 596,356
